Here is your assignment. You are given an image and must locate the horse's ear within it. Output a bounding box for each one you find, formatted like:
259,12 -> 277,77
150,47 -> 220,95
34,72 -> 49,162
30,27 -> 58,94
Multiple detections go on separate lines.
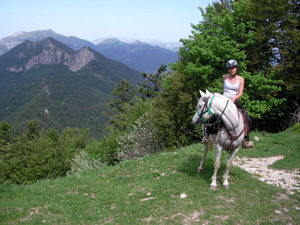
205,89 -> 212,95
199,90 -> 205,97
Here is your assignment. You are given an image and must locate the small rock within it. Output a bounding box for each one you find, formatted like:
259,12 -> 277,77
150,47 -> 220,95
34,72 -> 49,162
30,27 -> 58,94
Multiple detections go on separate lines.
140,197 -> 156,201
180,193 -> 187,199
275,210 -> 282,214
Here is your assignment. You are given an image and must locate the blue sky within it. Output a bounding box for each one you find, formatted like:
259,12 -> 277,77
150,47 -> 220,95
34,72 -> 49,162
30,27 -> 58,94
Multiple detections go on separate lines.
0,0 -> 212,42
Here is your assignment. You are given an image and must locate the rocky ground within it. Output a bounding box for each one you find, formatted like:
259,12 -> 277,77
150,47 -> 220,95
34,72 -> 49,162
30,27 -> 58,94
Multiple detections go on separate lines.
233,155 -> 300,194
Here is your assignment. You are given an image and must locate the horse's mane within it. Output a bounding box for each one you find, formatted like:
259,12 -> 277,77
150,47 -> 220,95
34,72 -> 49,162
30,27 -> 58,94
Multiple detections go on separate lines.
197,92 -> 230,107
200,92 -> 226,100
214,92 -> 230,101
213,92 -> 223,97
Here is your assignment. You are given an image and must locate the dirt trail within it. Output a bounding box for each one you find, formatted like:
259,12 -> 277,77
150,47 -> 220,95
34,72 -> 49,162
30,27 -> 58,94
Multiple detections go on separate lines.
233,155 -> 300,194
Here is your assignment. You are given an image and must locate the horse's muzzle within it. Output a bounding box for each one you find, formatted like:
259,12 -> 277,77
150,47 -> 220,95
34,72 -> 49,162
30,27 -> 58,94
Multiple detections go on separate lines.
192,113 -> 201,126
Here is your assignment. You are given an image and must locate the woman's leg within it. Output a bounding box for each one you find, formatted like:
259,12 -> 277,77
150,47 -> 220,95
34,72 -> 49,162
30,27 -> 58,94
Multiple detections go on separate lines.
234,100 -> 251,141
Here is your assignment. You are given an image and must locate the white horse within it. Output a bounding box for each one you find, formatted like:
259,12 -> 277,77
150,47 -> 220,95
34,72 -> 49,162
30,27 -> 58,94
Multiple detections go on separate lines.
192,90 -> 246,190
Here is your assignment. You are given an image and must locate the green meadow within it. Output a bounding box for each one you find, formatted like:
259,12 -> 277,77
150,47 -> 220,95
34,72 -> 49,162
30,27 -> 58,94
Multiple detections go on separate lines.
1,127 -> 299,224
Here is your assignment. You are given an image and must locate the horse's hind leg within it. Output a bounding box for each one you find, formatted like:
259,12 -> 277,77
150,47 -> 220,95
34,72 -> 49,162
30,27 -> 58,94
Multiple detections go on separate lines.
197,144 -> 208,173
223,147 -> 240,189
210,144 -> 222,190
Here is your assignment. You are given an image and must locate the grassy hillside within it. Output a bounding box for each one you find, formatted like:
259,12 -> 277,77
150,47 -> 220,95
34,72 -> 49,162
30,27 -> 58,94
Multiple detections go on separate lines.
1,128 -> 299,224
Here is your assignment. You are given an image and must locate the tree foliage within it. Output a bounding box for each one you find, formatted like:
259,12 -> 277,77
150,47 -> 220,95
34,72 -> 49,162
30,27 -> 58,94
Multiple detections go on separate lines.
152,0 -> 292,147
244,0 -> 300,128
100,67 -> 168,163
107,79 -> 136,115
138,65 -> 167,100
0,121 -> 90,184
0,121 -> 12,146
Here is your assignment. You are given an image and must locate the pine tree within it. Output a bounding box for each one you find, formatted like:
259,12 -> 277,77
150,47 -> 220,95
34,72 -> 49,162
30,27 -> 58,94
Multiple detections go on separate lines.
0,121 -> 12,146
107,79 -> 136,115
138,65 -> 167,100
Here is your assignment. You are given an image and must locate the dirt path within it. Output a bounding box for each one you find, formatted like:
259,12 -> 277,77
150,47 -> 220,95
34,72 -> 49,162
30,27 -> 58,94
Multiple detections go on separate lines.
233,155 -> 300,194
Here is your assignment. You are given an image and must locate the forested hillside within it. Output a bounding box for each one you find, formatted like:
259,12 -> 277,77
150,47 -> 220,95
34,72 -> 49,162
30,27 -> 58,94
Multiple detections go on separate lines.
0,38 -> 142,137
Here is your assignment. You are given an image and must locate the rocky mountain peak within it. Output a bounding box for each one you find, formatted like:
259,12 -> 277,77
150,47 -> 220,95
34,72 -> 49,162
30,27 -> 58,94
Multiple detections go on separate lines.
65,47 -> 96,71
10,31 -> 27,37
3,38 -> 98,72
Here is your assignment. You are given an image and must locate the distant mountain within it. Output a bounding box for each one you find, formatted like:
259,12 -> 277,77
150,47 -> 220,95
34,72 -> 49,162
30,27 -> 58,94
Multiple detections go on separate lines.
95,38 -> 178,74
0,30 -> 179,74
93,37 -> 182,51
0,37 -> 142,137
0,29 -> 96,55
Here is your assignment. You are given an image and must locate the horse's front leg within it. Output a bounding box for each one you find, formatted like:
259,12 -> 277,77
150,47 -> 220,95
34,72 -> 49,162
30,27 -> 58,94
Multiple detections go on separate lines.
210,144 -> 222,190
223,147 -> 240,189
197,144 -> 208,173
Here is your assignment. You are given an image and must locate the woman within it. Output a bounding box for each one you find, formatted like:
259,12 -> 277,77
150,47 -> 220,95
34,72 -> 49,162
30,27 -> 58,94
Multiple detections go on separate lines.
202,59 -> 253,149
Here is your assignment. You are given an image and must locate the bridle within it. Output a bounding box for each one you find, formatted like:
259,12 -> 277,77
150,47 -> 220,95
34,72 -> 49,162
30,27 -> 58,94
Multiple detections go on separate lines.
195,93 -> 246,151
196,94 -> 229,125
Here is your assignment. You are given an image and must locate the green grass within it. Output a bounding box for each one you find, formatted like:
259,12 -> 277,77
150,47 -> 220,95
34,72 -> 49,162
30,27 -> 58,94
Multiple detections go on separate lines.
240,128 -> 300,170
1,128 -> 299,224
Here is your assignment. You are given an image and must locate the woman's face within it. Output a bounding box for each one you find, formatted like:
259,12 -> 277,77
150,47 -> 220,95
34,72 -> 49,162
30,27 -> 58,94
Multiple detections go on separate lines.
228,66 -> 237,76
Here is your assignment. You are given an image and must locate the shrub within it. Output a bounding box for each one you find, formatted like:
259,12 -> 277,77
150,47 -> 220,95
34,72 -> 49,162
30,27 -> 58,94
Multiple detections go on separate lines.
84,139 -> 113,165
101,98 -> 154,164
117,113 -> 164,161
0,133 -> 59,184
67,150 -> 107,176
293,123 -> 300,133
0,122 -> 90,185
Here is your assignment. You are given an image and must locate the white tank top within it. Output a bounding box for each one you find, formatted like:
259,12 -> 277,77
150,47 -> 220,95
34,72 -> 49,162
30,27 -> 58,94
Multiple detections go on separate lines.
223,79 -> 240,99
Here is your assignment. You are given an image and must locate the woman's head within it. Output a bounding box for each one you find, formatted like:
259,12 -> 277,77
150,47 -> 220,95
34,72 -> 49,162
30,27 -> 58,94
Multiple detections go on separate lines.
226,59 -> 239,76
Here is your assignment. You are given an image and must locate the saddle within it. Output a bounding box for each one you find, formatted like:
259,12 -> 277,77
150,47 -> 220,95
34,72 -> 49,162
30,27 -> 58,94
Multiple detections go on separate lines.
204,108 -> 248,151
204,117 -> 222,135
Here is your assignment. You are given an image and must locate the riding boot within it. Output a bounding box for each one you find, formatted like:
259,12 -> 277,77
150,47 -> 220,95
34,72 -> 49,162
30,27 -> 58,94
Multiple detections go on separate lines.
201,135 -> 209,144
242,139 -> 253,149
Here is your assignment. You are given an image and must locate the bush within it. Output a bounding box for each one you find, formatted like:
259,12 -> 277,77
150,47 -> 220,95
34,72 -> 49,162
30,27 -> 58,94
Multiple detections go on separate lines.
0,122 -> 90,185
117,113 -> 164,161
67,150 -> 107,176
293,123 -> 300,133
0,133 -> 59,184
101,98 -> 154,164
84,138 -> 114,165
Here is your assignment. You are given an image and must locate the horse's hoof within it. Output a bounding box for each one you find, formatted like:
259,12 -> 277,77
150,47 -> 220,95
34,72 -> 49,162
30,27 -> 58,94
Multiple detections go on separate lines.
223,185 -> 230,189
210,185 -> 217,191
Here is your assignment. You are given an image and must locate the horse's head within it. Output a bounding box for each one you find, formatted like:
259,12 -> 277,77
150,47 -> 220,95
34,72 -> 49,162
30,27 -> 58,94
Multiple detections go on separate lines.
192,90 -> 214,125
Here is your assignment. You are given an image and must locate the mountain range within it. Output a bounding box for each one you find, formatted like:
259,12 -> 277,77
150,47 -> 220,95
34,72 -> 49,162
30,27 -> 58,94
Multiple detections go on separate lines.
0,30 -> 179,73
95,38 -> 178,74
0,37 -> 142,137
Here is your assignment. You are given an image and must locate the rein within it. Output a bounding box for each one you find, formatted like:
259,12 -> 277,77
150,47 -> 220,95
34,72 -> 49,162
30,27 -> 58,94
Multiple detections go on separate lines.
196,95 -> 215,123
197,94 -> 229,125
196,94 -> 246,151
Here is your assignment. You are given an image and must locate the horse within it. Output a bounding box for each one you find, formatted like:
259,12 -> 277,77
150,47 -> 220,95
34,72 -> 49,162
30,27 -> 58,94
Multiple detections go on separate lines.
192,90 -> 246,190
